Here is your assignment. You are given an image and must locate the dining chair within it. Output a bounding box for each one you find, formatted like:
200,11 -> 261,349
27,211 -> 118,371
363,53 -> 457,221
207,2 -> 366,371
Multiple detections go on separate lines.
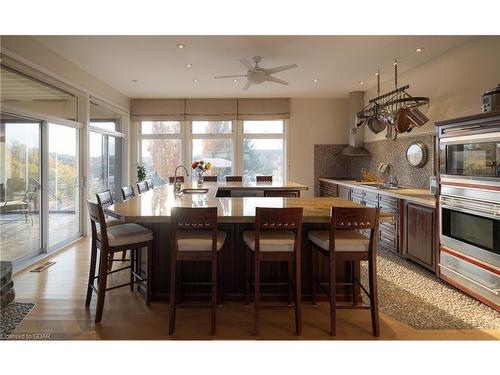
225,176 -> 242,182
121,185 -> 135,201
137,181 -> 149,194
169,207 -> 226,336
145,179 -> 154,190
243,207 -> 303,336
86,200 -> 153,323
307,207 -> 380,336
203,175 -> 218,182
256,175 -> 273,183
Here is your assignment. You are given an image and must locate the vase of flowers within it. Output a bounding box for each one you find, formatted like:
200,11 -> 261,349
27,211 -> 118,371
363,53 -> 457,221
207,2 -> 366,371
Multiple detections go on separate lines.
191,160 -> 212,187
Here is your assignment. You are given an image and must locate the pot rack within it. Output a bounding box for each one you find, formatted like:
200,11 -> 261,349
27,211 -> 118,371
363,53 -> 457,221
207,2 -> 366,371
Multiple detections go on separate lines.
354,60 -> 430,128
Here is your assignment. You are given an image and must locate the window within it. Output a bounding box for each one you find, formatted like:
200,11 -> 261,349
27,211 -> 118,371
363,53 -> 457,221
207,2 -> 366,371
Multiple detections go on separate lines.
139,121 -> 182,186
89,100 -> 124,199
191,121 -> 233,180
243,120 -> 286,183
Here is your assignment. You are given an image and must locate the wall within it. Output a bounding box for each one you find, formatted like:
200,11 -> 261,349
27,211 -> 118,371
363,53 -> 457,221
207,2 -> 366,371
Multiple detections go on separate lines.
363,36 -> 500,142
289,98 -> 349,197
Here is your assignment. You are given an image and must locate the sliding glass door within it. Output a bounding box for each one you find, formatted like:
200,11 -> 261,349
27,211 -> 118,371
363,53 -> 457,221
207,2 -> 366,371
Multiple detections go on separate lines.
0,116 -> 42,262
0,113 -> 82,264
48,123 -> 80,249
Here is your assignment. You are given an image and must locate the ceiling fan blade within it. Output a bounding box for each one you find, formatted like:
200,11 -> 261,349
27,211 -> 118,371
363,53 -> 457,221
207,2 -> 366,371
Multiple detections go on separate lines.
265,64 -> 298,75
214,75 -> 247,79
242,81 -> 252,90
240,59 -> 255,71
266,76 -> 290,85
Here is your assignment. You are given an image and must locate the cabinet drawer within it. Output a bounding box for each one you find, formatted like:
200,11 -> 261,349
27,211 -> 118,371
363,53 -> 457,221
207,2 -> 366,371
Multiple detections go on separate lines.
380,220 -> 398,233
364,191 -> 379,207
351,188 -> 364,204
379,194 -> 399,212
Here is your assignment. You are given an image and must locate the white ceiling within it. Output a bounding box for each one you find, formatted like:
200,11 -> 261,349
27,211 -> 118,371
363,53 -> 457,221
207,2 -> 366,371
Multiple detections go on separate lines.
33,35 -> 472,99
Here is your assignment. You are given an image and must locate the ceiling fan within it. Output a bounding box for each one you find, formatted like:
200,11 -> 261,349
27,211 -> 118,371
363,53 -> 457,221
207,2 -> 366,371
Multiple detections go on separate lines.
214,56 -> 298,90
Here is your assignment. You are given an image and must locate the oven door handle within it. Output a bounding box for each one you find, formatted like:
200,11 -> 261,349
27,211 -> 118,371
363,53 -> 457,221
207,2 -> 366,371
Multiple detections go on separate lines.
439,132 -> 500,145
441,203 -> 500,221
439,264 -> 500,296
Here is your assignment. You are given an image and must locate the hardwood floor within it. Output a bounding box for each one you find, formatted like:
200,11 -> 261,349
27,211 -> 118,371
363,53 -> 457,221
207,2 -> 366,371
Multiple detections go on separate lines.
10,237 -> 500,340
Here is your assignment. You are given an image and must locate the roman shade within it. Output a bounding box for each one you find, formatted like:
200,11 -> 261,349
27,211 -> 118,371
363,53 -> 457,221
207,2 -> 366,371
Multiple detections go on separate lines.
131,99 -> 185,121
130,98 -> 290,121
185,99 -> 237,120
237,98 -> 290,120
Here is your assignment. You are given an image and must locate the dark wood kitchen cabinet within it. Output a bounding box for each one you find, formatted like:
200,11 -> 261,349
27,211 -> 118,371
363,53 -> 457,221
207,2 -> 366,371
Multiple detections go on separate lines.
319,180 -> 337,197
378,194 -> 401,255
405,202 -> 436,272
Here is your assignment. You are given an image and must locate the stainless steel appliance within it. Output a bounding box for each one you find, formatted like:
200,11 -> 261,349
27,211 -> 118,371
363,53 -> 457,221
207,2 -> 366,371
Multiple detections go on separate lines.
482,84 -> 500,113
439,185 -> 500,309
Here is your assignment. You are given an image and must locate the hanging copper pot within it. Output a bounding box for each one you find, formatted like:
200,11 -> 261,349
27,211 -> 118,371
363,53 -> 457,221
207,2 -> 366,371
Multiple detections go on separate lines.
394,107 -> 412,133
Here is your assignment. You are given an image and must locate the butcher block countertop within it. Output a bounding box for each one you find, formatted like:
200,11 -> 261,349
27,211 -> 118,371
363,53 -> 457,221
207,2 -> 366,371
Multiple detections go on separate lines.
106,181 -> 393,224
318,178 -> 437,208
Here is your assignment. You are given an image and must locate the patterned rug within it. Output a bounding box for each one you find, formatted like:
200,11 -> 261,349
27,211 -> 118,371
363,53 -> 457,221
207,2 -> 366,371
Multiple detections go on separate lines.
0,302 -> 35,339
360,248 -> 500,330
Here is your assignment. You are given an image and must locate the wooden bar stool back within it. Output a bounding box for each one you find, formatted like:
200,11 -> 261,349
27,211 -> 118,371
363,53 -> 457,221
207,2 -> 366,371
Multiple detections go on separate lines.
256,175 -> 273,183
86,200 -> 153,323
243,207 -> 303,336
308,207 -> 380,336
225,175 -> 242,182
96,190 -> 125,267
203,175 -> 218,182
137,181 -> 149,194
168,176 -> 185,184
169,207 -> 226,336
121,185 -> 135,201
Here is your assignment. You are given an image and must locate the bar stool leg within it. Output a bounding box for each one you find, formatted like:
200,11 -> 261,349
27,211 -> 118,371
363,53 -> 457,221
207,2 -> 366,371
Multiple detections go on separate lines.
146,243 -> 152,306
211,254 -> 217,336
287,259 -> 293,306
329,254 -> 336,336
122,249 -> 127,260
368,253 -> 380,337
254,255 -> 260,336
311,248 -> 317,306
85,239 -> 98,307
130,248 -> 135,291
95,249 -> 109,324
245,247 -> 250,306
169,257 -> 177,335
295,254 -> 302,336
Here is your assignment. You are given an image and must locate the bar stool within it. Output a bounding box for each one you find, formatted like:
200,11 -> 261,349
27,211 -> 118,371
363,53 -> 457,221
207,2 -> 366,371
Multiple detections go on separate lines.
121,185 -> 135,201
203,175 -> 218,182
307,207 -> 380,336
243,207 -> 303,336
169,207 -> 226,336
96,190 -> 126,268
225,175 -> 242,182
256,175 -> 273,183
145,179 -> 154,190
169,176 -> 184,184
85,200 -> 153,323
137,181 -> 149,194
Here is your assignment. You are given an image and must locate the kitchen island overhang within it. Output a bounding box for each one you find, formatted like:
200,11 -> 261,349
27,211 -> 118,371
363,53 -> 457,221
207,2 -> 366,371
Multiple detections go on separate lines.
104,182 -> 392,302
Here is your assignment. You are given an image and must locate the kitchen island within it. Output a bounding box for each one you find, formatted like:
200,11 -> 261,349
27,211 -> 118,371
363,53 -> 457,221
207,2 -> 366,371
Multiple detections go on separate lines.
106,181 -> 391,302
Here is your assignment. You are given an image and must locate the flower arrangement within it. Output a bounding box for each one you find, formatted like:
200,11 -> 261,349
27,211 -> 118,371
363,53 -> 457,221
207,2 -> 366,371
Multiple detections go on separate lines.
191,160 -> 212,172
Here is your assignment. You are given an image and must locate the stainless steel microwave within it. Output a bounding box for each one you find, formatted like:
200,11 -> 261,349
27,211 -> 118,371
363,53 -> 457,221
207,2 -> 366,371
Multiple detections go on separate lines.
439,132 -> 500,181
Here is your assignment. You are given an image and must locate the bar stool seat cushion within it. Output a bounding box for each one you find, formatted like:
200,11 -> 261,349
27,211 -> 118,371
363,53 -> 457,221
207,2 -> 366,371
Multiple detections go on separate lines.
106,217 -> 122,227
99,223 -> 153,247
176,230 -> 226,251
308,230 -> 369,252
243,230 -> 296,252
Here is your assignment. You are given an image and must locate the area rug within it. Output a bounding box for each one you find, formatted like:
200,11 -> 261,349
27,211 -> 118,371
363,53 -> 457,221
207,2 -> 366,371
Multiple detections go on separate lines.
0,302 -> 35,339
360,248 -> 500,330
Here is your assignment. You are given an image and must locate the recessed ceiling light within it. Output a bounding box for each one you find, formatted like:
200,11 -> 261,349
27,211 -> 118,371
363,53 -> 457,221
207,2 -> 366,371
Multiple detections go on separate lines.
359,80 -> 365,85
233,79 -> 238,82
415,47 -> 424,53
313,79 -> 319,83
185,63 -> 192,68
193,79 -> 199,83
177,43 -> 185,49
131,79 -> 138,83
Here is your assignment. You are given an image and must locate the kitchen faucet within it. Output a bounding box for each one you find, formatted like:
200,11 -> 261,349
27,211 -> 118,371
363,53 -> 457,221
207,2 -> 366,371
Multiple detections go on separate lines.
378,162 -> 398,187
173,164 -> 189,194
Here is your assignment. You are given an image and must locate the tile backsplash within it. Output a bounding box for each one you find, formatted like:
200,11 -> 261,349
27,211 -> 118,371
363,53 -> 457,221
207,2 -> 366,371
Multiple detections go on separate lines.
314,134 -> 435,195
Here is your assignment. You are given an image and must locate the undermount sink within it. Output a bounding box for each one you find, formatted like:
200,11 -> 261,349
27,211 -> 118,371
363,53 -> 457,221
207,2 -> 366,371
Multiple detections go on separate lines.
359,183 -> 402,190
179,188 -> 209,194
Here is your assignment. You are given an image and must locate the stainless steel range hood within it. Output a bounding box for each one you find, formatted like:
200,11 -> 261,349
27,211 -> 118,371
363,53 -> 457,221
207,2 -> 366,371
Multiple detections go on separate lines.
342,91 -> 371,157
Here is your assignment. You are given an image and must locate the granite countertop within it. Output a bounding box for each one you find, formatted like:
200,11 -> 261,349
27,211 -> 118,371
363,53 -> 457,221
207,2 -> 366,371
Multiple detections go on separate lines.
106,181 -> 393,224
318,178 -> 437,207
